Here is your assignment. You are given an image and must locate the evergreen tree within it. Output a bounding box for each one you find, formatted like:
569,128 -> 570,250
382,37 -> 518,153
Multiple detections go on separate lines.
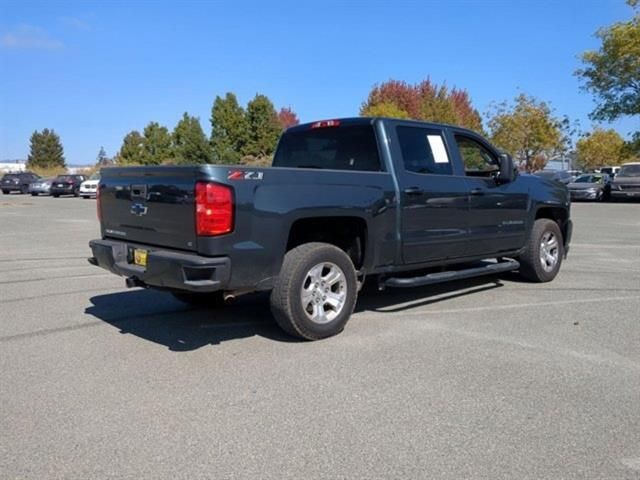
173,113 -> 212,164
142,122 -> 173,164
244,94 -> 281,157
119,131 -> 146,165
96,146 -> 111,166
27,128 -> 66,169
210,93 -> 247,164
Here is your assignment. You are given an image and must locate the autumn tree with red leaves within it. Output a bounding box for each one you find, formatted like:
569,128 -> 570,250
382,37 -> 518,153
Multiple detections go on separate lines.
277,107 -> 300,129
360,78 -> 483,132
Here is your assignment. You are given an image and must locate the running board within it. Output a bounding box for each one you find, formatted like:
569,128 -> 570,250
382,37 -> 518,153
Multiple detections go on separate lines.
382,260 -> 520,289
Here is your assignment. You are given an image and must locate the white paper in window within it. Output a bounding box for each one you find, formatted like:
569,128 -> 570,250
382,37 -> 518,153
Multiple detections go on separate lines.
427,135 -> 449,164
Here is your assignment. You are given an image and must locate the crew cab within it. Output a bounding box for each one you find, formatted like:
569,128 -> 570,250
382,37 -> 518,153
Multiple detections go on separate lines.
89,118 -> 572,340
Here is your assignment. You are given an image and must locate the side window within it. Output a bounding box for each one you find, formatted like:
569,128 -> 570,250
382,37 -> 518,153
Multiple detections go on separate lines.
455,135 -> 499,177
396,126 -> 452,175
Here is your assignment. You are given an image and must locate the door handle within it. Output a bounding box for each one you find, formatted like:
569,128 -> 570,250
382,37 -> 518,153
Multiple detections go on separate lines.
470,188 -> 485,196
403,186 -> 424,196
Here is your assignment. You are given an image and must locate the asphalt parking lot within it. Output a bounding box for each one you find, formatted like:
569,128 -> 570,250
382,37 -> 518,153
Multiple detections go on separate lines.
1,195 -> 639,479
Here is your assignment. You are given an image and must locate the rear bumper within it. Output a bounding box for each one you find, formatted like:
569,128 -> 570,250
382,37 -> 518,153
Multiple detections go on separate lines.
50,187 -> 76,195
88,239 -> 231,292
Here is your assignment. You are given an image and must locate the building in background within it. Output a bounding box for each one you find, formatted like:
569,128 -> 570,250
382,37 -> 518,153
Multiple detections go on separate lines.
0,160 -> 27,173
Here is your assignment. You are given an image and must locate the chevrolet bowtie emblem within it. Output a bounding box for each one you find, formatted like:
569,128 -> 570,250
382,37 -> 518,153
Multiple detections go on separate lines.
130,203 -> 148,216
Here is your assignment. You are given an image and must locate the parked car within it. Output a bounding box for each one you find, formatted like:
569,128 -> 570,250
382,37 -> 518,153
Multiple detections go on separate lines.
28,177 -> 56,196
79,173 -> 100,198
89,117 -> 572,340
567,173 -> 611,201
50,175 -> 86,197
533,169 -> 572,185
1,172 -> 40,194
610,162 -> 640,201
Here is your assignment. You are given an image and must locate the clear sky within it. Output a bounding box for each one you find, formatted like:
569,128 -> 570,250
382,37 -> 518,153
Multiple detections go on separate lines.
0,0 -> 637,165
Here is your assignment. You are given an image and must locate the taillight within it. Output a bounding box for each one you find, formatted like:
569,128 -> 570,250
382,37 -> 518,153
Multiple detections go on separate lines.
310,119 -> 340,129
195,182 -> 233,236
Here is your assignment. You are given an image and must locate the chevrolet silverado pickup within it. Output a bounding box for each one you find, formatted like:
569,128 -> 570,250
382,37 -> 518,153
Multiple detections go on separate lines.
89,117 -> 572,340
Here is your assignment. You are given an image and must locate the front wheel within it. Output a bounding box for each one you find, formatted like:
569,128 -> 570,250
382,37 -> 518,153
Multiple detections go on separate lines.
270,242 -> 358,340
2,189 -> 10,195
517,219 -> 564,282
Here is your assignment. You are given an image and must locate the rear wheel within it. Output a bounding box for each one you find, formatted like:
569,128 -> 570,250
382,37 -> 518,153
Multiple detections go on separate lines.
171,291 -> 226,307
31,193 -> 38,196
270,242 -> 358,340
2,189 -> 10,195
52,194 -> 59,198
517,219 -> 564,282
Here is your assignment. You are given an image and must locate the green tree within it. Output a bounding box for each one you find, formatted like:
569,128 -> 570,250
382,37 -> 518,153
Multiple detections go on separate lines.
576,128 -> 627,170
142,122 -> 173,164
361,101 -> 411,119
210,93 -> 248,164
118,130 -> 146,165
576,1 -> 640,122
96,146 -> 111,166
487,94 -> 566,171
173,113 -> 212,164
27,128 -> 65,169
244,94 -> 282,157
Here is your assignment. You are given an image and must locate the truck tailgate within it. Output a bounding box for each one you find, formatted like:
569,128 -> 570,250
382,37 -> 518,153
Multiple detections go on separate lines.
99,167 -> 198,251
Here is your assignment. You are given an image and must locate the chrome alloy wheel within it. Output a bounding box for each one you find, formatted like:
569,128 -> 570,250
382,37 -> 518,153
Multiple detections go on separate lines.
300,262 -> 347,324
539,231 -> 559,272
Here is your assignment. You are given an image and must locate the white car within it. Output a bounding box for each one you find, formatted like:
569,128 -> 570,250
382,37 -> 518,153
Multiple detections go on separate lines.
79,173 -> 100,198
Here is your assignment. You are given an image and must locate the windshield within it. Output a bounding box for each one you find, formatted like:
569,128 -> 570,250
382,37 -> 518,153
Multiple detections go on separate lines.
89,173 -> 100,180
56,175 -> 75,181
618,165 -> 640,177
273,124 -> 382,171
575,175 -> 603,183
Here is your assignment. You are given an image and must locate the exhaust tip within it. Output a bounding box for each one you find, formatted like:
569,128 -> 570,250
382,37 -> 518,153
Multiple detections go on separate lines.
125,276 -> 144,289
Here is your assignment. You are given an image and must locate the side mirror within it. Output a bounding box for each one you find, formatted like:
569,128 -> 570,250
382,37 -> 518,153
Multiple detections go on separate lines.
498,153 -> 515,183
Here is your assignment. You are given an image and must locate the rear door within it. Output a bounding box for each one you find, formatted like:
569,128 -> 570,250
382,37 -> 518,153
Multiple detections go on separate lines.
452,133 -> 528,255
389,124 -> 469,264
100,167 -> 198,251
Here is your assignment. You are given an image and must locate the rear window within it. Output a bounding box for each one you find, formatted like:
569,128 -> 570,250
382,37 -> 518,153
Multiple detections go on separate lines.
273,125 -> 382,172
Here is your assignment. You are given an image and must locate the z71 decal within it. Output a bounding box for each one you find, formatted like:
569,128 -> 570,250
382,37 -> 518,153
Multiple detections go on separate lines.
228,170 -> 264,181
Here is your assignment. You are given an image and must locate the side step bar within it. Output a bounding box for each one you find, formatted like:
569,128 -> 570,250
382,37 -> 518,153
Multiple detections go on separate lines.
382,259 -> 520,289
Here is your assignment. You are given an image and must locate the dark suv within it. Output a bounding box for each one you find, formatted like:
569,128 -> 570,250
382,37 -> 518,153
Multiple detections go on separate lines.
50,175 -> 87,197
1,172 -> 41,194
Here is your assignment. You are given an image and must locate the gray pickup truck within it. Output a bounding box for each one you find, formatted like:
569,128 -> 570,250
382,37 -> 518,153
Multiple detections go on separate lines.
89,117 -> 572,340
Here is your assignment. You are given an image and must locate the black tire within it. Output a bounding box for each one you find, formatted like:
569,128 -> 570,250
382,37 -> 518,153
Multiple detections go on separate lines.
270,242 -> 358,340
517,218 -> 564,282
21,185 -> 28,194
31,193 -> 38,196
171,291 -> 226,307
2,189 -> 10,195
52,194 -> 59,198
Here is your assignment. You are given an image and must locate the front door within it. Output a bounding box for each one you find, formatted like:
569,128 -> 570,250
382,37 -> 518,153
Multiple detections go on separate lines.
391,124 -> 469,264
453,133 -> 528,256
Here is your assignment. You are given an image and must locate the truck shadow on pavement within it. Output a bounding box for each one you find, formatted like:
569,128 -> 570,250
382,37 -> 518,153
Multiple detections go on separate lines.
85,277 -> 505,351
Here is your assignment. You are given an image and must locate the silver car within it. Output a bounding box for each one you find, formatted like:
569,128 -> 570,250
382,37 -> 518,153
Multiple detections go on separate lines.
567,174 -> 611,201
28,177 -> 55,196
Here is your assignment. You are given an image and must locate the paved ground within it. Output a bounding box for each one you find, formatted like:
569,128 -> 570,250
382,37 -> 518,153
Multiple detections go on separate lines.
1,195 -> 639,479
